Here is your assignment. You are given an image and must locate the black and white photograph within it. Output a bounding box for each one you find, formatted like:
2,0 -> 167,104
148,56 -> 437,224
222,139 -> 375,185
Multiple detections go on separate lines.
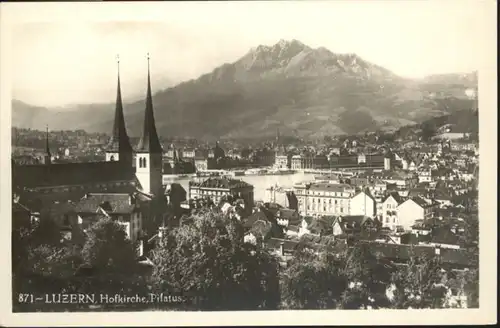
0,1 -> 496,326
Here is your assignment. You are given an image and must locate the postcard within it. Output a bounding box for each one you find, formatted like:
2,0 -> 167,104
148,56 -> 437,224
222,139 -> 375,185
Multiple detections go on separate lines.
1,1 -> 497,326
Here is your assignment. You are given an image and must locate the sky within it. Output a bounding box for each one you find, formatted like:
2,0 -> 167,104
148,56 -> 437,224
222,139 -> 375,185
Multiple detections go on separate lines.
6,0 -> 491,107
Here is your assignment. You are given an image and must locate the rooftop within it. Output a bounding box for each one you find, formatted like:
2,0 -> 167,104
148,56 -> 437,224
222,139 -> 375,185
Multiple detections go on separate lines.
12,161 -> 135,189
306,183 -> 354,193
75,193 -> 137,214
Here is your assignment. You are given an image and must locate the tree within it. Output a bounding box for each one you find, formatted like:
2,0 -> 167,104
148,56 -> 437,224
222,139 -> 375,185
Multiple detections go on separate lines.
12,220 -> 83,311
459,215 -> 479,249
462,268 -> 479,308
80,217 -> 148,300
12,216 -> 68,275
30,217 -> 63,246
150,210 -> 280,310
82,217 -> 138,273
280,248 -> 347,309
389,252 -> 447,309
420,121 -> 438,142
281,241 -> 398,310
338,243 -> 393,309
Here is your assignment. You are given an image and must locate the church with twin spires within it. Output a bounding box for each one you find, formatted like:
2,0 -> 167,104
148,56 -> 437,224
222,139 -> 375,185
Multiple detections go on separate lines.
12,54 -> 171,239
104,54 -> 163,197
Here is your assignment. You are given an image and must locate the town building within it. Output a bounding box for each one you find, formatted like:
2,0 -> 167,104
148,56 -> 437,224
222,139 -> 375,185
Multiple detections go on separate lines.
294,182 -> 356,216
188,177 -> 254,216
397,197 -> 434,231
327,152 -> 387,170
381,192 -> 404,230
418,168 -> 433,183
194,157 -> 208,171
349,190 -> 376,217
253,148 -> 276,167
182,148 -> 195,159
208,142 -> 226,160
379,171 -> 418,189
163,144 -> 195,175
274,145 -> 290,169
74,193 -> 143,242
291,155 -> 302,170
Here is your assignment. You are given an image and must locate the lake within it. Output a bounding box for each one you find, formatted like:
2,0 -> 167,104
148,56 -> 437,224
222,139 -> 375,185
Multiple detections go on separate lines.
164,171 -> 315,203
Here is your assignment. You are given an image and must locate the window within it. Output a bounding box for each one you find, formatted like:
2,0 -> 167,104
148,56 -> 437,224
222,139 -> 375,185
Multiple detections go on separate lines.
110,155 -> 115,161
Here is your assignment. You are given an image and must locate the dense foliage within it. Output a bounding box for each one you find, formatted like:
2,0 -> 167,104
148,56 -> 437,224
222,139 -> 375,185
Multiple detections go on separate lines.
82,217 -> 137,272
12,210 -> 479,311
280,241 -> 477,309
12,217 -> 146,311
150,210 -> 280,310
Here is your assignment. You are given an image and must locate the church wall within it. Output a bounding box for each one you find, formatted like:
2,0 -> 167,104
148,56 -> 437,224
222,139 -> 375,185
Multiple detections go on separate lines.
135,152 -> 163,196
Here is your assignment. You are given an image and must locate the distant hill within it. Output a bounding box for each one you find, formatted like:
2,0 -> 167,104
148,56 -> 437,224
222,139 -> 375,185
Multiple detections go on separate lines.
12,39 -> 478,140
424,109 -> 479,134
394,109 -> 479,140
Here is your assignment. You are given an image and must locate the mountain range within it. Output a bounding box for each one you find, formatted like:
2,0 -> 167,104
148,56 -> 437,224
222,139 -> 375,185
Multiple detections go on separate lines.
12,39 -> 478,141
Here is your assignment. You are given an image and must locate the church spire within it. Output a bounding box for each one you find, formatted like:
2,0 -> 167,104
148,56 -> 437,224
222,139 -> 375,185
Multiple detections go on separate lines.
274,127 -> 280,149
137,53 -> 162,153
107,54 -> 133,157
44,124 -> 51,165
172,143 -> 178,162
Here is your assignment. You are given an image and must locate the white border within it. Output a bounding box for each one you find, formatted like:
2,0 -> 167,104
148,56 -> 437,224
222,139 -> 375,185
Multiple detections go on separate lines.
0,1 -> 497,326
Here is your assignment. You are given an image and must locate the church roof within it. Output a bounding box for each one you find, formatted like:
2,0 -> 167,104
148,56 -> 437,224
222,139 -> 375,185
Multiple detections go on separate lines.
75,193 -> 137,214
106,61 -> 133,154
136,56 -> 162,154
12,161 -> 135,189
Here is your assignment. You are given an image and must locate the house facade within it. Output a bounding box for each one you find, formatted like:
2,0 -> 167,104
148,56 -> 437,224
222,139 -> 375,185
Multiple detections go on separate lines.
294,182 -> 355,216
291,155 -> 302,170
381,193 -> 403,230
188,177 -> 254,216
349,190 -> 376,217
74,193 -> 143,242
397,197 -> 434,231
418,168 -> 433,183
194,157 -> 208,171
274,154 -> 290,169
